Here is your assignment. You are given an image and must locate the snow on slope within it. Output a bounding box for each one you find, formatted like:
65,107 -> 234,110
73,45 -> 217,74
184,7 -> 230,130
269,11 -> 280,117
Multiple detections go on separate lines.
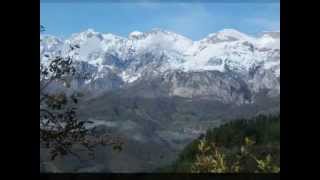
256,33 -> 280,49
40,28 -> 280,83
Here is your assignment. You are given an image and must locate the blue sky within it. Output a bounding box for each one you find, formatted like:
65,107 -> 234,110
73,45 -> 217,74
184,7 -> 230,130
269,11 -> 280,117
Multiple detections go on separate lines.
40,3 -> 279,40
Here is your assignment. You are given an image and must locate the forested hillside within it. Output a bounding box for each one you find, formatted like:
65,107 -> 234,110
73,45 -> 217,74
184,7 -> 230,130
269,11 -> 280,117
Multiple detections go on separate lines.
159,114 -> 280,173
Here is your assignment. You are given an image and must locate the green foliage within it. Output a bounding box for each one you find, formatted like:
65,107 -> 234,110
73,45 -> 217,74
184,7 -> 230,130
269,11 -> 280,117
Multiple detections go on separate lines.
205,114 -> 280,148
191,140 -> 228,173
254,154 -> 280,173
160,114 -> 280,173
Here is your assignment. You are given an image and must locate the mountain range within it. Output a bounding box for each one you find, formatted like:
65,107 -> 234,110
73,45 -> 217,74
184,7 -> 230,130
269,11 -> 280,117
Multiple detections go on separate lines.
40,28 -> 280,172
40,28 -> 279,104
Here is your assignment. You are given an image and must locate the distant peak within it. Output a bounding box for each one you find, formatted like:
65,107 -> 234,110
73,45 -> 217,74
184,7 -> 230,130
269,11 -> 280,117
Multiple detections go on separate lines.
149,28 -> 177,35
216,29 -> 250,39
128,31 -> 144,39
260,31 -> 280,39
218,28 -> 242,34
85,28 -> 96,33
71,28 -> 98,37
200,29 -> 253,44
207,33 -> 217,38
127,28 -> 171,39
262,30 -> 280,33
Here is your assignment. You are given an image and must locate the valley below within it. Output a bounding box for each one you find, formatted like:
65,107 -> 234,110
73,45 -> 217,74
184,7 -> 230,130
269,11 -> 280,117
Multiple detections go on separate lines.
40,93 -> 279,172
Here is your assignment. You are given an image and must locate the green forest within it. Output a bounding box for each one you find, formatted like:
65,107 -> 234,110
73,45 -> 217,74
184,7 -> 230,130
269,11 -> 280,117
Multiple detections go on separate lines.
158,114 -> 280,173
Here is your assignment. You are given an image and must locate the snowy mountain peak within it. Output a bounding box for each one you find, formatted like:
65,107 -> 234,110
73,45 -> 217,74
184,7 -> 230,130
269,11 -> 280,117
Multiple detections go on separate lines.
256,31 -> 280,50
146,28 -> 192,40
40,35 -> 62,44
199,29 -> 254,45
216,29 -> 252,41
85,28 -> 96,33
74,28 -> 99,37
260,31 -> 280,39
128,31 -> 144,39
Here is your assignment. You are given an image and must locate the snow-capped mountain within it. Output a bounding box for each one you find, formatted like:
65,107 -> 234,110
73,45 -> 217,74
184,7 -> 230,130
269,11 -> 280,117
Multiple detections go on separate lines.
40,28 -> 280,104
